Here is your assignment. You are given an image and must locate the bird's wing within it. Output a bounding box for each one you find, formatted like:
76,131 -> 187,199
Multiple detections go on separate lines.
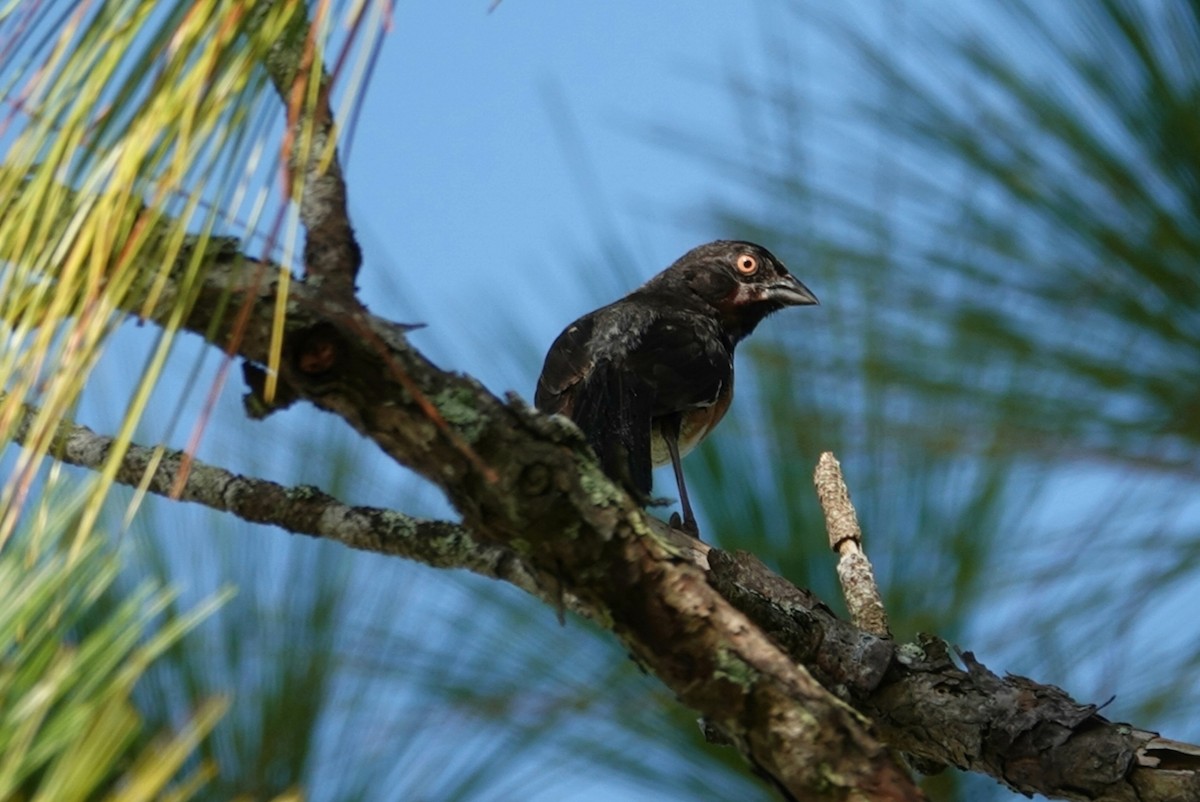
536,303 -> 658,497
570,359 -> 655,498
534,312 -> 598,417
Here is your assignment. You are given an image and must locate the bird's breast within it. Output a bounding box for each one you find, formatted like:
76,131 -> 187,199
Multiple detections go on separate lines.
649,383 -> 734,466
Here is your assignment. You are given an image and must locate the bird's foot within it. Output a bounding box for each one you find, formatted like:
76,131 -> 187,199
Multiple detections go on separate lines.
668,512 -> 700,538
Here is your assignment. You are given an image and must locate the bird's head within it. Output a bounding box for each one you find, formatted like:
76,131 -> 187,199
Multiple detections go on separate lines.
652,240 -> 819,342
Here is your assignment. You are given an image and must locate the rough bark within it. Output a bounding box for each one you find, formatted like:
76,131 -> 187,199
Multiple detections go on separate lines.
709,550 -> 1200,801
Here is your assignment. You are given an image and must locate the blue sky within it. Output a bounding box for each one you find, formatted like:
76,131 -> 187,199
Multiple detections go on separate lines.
351,2 -> 828,388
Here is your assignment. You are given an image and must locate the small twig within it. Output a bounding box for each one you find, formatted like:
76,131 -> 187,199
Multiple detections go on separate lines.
813,451 -> 890,637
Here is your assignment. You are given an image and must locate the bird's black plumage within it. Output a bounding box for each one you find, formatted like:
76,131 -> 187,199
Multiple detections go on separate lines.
535,240 -> 818,536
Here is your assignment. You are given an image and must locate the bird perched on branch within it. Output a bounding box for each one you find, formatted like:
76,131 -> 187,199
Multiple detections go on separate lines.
535,240 -> 818,537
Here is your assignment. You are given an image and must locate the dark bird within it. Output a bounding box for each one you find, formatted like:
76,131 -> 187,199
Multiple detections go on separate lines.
535,240 -> 818,536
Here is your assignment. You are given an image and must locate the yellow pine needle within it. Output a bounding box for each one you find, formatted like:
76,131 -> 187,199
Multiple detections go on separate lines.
102,697 -> 228,802
265,259 -> 290,403
123,443 -> 167,531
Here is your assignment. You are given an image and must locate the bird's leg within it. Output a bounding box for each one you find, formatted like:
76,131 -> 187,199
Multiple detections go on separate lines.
660,414 -> 699,537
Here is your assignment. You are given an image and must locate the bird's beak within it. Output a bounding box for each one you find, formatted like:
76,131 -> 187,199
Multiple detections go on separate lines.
767,274 -> 819,306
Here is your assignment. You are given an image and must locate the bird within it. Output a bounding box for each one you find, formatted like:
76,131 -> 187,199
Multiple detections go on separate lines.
535,240 -> 818,537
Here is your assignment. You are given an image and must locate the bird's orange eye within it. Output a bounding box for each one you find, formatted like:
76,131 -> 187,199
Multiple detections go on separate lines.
735,253 -> 758,275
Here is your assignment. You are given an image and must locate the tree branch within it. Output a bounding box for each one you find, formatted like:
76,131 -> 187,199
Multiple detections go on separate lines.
814,452 -> 889,637
256,1 -> 361,294
118,239 -> 1200,800
708,550 -> 1200,801
7,395 -> 570,606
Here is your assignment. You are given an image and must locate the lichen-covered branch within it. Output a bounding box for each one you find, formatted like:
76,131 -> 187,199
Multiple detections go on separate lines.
708,549 -> 1200,801
7,396 -> 563,603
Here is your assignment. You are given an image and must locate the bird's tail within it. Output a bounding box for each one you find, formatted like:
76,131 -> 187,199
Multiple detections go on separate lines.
571,360 -> 653,501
